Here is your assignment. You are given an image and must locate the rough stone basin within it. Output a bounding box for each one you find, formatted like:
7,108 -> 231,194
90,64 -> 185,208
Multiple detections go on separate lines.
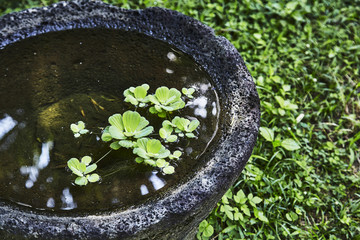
0,0 -> 260,239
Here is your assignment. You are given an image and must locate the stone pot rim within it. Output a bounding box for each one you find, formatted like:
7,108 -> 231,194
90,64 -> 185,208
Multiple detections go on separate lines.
0,0 -> 260,238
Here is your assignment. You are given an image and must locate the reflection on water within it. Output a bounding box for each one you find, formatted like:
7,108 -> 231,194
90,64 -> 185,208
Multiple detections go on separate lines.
46,197 -> 55,208
140,184 -> 149,195
61,188 -> 76,210
149,171 -> 166,191
140,171 -> 166,195
212,102 -> 217,116
0,114 -> 17,140
167,52 -> 177,62
20,141 -> 53,189
166,68 -> 174,74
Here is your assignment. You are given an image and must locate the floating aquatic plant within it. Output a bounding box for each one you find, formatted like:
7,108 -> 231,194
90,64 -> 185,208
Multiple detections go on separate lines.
182,87 -> 195,98
67,156 -> 100,186
148,87 -> 185,118
133,138 -> 181,175
162,116 -> 200,138
101,111 -> 154,150
68,84 -> 199,185
70,121 -> 89,138
123,84 -> 150,107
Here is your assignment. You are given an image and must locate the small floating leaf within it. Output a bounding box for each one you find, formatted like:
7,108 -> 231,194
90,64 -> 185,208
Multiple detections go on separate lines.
119,140 -> 135,148
75,176 -> 88,186
163,165 -> 175,175
70,124 -> 79,133
84,163 -> 97,175
81,156 -> 92,165
188,119 -> 200,132
87,173 -> 100,183
156,159 -> 167,168
67,158 -> 83,177
110,141 -> 121,150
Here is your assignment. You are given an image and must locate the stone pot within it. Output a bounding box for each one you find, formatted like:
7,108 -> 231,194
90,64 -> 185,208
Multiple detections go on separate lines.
0,1 -> 260,239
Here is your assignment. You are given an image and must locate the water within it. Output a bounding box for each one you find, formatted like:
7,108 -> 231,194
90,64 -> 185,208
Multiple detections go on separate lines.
0,29 -> 220,212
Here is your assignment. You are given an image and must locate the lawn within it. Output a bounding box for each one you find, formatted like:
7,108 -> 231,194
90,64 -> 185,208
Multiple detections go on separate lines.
1,0 -> 359,239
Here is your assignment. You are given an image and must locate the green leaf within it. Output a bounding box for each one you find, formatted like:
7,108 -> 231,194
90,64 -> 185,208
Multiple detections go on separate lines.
84,163 -> 97,175
172,117 -> 190,131
185,133 -> 196,138
146,139 -> 162,154
77,121 -> 85,130
110,141 -> 121,150
123,111 -> 141,134
155,86 -> 170,103
159,128 -> 168,139
75,176 -> 88,186
134,85 -> 148,99
241,204 -> 251,216
199,220 -> 208,232
163,165 -> 175,174
286,211 -> 299,222
234,190 -> 246,204
135,157 -> 144,163
188,119 -> 200,132
281,138 -> 300,151
141,84 -> 150,91
87,173 -> 100,183
133,147 -> 148,159
251,196 -> 262,204
108,114 -> 124,131
166,135 -> 178,142
259,127 -> 274,142
203,224 -> 214,237
81,156 -> 92,165
67,158 -> 83,177
119,140 -> 135,148
79,162 -> 87,173
156,159 -> 167,168
257,211 -> 269,223
221,205 -> 234,220
144,159 -> 156,167
70,124 -> 79,133
101,132 -> 112,142
109,126 -> 126,139
173,150 -> 182,158
134,126 -> 153,138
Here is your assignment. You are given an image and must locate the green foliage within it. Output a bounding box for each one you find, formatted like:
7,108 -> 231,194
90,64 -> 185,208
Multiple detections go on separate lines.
148,86 -> 185,118
5,0 -> 360,238
123,84 -> 150,107
67,156 -> 100,186
133,138 -> 179,174
70,121 -> 89,138
161,117 -> 200,139
101,111 -> 154,149
182,87 -> 195,98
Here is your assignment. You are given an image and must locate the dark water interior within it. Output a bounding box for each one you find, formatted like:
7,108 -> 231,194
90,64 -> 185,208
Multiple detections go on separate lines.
0,28 -> 220,212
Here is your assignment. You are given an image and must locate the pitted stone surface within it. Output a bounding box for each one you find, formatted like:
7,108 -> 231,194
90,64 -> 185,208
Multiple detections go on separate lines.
0,1 -> 260,239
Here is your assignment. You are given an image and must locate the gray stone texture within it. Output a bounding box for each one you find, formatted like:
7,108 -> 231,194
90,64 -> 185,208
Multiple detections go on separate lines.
0,1 -> 260,239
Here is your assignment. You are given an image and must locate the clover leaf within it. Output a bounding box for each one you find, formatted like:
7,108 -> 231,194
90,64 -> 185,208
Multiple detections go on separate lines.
123,84 -> 150,107
182,87 -> 195,98
67,156 -> 100,186
70,121 -> 89,138
171,116 -> 200,138
148,87 -> 185,118
101,111 -> 154,149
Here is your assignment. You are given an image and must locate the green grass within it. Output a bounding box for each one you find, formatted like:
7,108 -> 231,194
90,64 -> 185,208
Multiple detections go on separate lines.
1,0 -> 360,239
